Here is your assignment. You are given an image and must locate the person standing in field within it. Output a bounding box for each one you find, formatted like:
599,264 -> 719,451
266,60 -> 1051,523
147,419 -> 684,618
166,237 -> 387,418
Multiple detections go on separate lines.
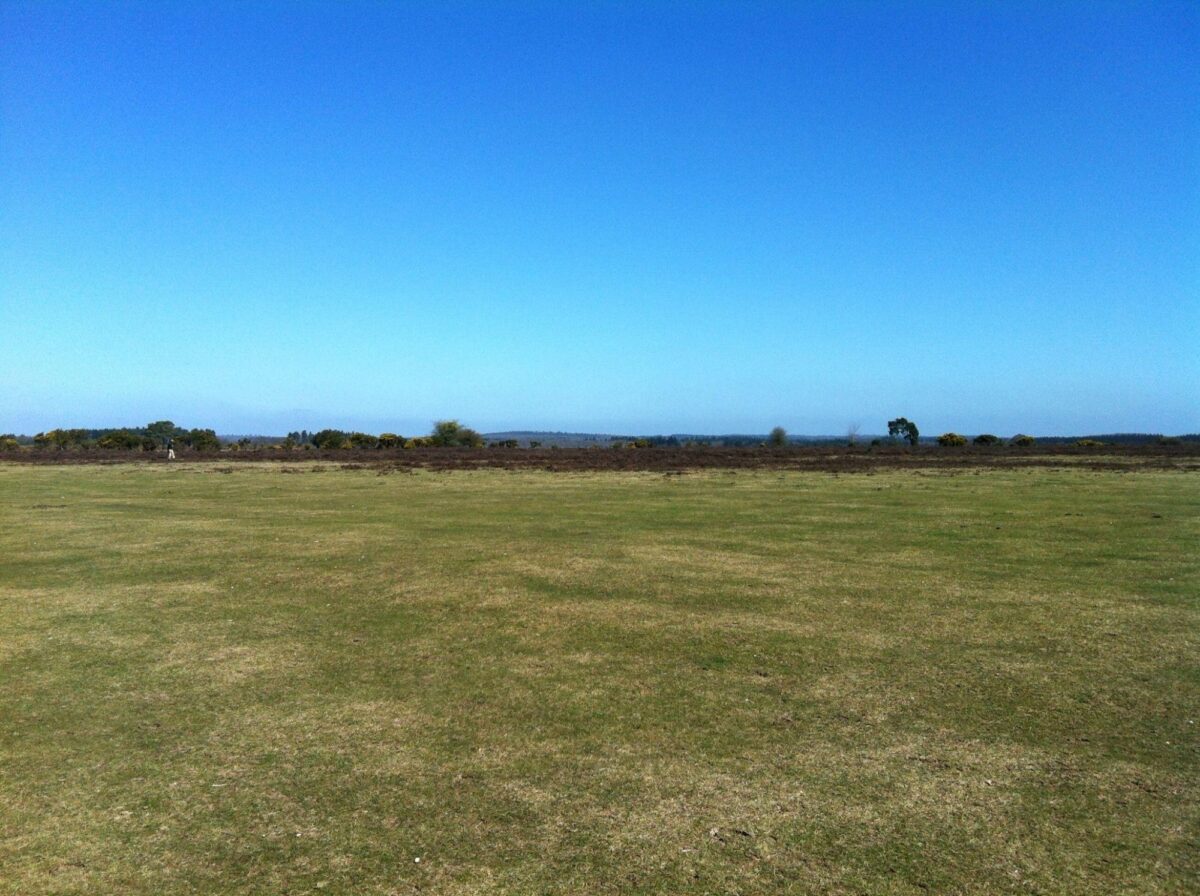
166,438 -> 175,461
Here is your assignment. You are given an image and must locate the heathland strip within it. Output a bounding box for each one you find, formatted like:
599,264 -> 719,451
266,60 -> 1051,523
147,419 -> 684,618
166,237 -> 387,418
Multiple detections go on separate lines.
0,464 -> 1196,895
8,442 -> 1200,473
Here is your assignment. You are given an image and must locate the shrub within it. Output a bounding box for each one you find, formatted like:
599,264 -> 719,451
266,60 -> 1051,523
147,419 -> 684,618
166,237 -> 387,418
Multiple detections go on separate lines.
1010,434 -> 1035,447
937,433 -> 967,447
377,433 -> 403,449
96,430 -> 144,450
34,429 -> 88,449
769,426 -> 787,446
0,435 -> 20,451
184,428 -> 221,451
430,420 -> 484,448
347,432 -> 379,449
1073,439 -> 1106,448
973,434 -> 1001,446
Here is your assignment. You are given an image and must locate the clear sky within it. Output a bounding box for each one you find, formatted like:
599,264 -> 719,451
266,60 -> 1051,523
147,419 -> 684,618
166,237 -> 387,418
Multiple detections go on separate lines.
2,1 -> 1197,436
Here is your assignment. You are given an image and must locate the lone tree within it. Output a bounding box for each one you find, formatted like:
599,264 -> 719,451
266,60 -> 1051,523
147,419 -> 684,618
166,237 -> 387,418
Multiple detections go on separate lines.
769,426 -> 788,447
887,417 -> 920,446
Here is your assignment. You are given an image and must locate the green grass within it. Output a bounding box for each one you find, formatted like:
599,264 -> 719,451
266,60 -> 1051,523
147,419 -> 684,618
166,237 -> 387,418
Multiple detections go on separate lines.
1,464 -> 1196,895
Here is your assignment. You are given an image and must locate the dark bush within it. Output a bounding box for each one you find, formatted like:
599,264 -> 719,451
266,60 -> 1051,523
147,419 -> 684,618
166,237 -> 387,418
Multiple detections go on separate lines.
937,433 -> 967,447
973,434 -> 1001,446
311,429 -> 349,449
184,428 -> 221,451
430,420 -> 484,447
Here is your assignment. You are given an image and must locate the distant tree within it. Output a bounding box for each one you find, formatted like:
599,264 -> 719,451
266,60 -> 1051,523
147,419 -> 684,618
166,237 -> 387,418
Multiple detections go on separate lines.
347,432 -> 379,449
887,417 -> 920,446
528,440 -> 542,449
1010,434 -> 1035,447
430,420 -> 483,447
144,420 -> 185,446
973,434 -> 1001,446
311,429 -> 348,449
769,426 -> 788,446
937,432 -> 967,447
377,433 -> 402,449
0,435 -> 21,451
846,422 -> 860,447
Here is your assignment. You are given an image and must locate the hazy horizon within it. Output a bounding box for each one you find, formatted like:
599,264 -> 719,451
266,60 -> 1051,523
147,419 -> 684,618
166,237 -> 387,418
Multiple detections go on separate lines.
3,403 -> 1196,441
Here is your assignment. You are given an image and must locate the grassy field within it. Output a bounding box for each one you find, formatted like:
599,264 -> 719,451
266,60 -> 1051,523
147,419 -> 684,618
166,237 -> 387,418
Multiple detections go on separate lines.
1,463 -> 1196,894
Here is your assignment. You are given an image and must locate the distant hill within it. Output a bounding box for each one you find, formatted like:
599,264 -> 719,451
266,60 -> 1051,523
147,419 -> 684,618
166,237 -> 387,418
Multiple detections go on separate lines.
482,431 -> 619,447
486,432 -> 858,447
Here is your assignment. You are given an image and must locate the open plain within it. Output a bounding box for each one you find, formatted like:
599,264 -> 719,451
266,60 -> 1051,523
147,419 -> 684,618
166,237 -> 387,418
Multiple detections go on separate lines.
1,460 -> 1197,894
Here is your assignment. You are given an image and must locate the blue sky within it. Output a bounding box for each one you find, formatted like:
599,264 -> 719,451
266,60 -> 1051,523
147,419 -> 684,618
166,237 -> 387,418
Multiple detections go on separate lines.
2,1 -> 1196,436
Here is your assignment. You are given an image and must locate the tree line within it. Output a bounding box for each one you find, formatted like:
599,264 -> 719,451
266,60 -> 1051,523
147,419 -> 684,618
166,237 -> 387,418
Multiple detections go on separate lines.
1,421 -> 220,452
2,417 -> 1192,454
294,420 -> 485,450
0,420 -> 485,452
